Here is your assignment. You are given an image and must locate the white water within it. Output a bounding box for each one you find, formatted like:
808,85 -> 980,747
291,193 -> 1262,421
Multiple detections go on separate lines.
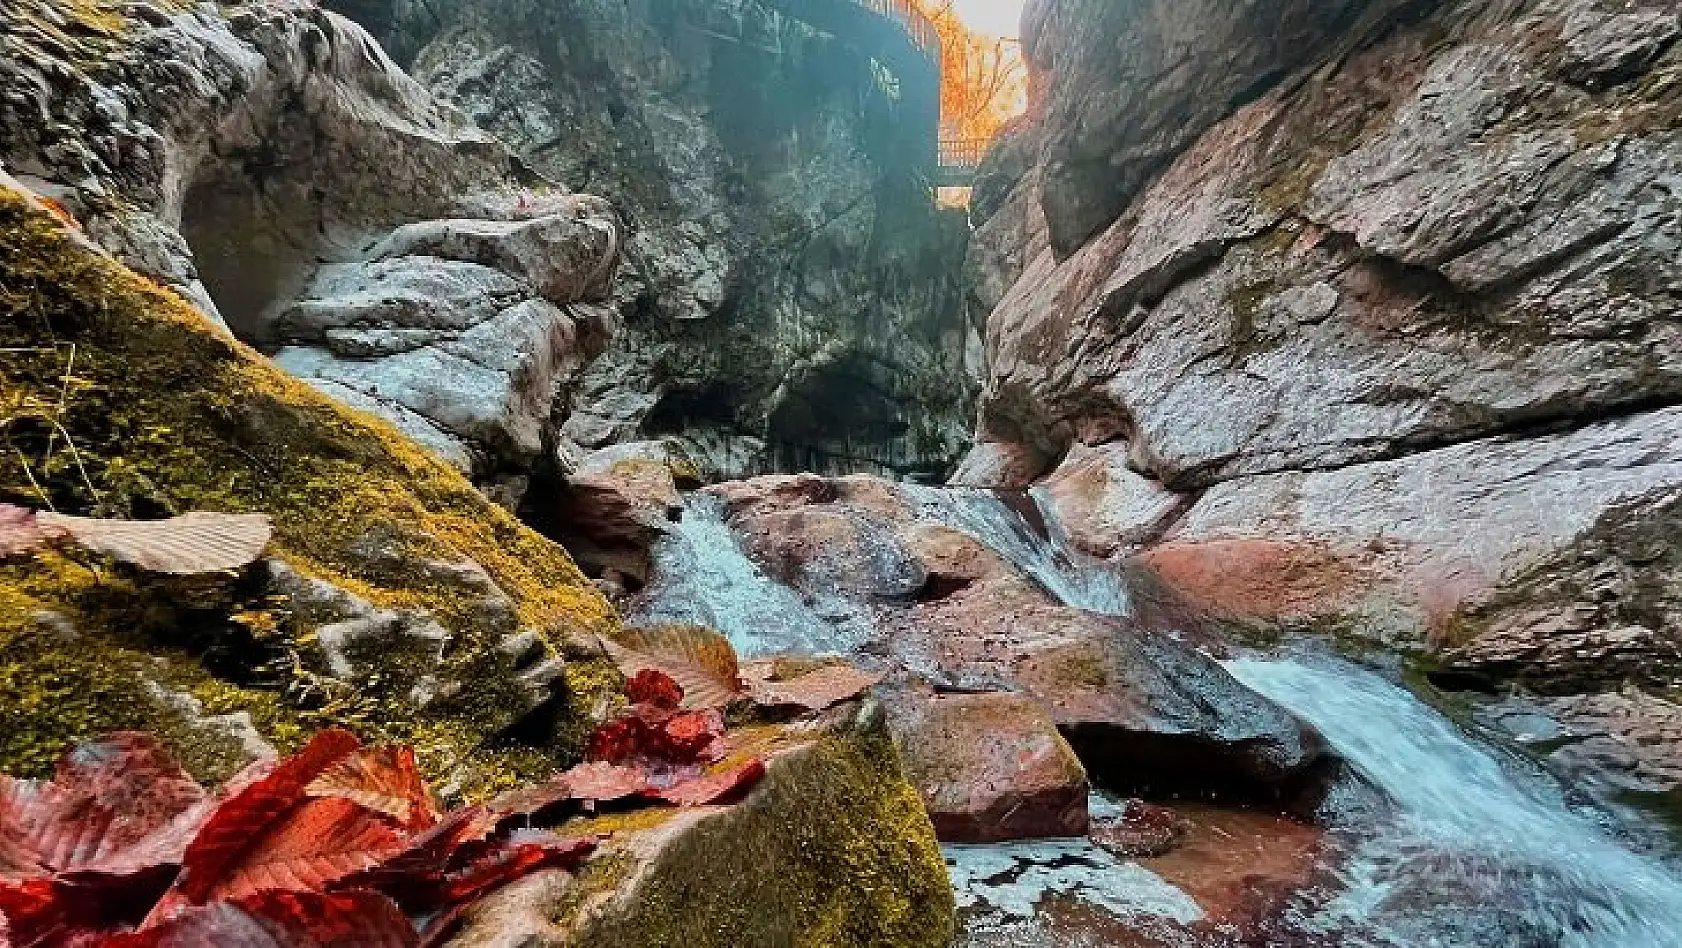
631,494 -> 851,656
901,485 -> 1131,617
1229,656 -> 1682,947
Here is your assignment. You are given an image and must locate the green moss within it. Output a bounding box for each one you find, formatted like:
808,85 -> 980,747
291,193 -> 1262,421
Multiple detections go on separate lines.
556,714 -> 955,948
0,187 -> 620,784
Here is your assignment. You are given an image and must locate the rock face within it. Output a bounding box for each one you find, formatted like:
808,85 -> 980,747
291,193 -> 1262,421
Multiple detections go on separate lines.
0,0 -> 629,478
366,0 -> 978,480
968,0 -> 1682,790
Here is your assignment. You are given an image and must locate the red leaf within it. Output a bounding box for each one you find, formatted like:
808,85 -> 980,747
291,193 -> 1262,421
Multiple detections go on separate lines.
306,746 -> 440,832
151,730 -> 361,920
0,879 -> 75,948
436,830 -> 595,907
653,759 -> 767,807
625,669 -> 684,710
486,777 -> 574,823
106,890 -> 416,948
586,708 -> 724,766
658,710 -> 725,762
195,796 -> 404,904
557,762 -> 648,804
56,734 -> 206,825
338,805 -> 502,910
0,779 -> 55,883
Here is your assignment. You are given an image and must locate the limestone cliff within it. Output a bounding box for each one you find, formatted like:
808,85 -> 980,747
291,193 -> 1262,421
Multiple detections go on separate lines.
354,0 -> 979,481
964,0 -> 1682,796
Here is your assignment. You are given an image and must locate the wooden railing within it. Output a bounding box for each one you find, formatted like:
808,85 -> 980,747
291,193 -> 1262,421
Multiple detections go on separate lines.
939,137 -> 990,171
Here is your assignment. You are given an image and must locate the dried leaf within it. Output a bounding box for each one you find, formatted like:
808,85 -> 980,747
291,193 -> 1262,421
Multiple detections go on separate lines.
556,762 -> 647,804
193,797 -> 404,904
744,661 -> 882,714
436,830 -> 595,907
339,805 -> 502,910
624,670 -> 683,710
107,890 -> 416,948
587,708 -> 724,765
654,759 -> 768,808
605,626 -> 744,709
486,778 -> 574,823
306,746 -> 439,832
0,506 -> 61,559
36,511 -> 272,574
156,729 -> 360,915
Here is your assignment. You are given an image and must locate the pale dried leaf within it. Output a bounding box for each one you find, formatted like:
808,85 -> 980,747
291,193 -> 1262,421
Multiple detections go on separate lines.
744,661 -> 882,713
605,625 -> 744,709
38,511 -> 272,574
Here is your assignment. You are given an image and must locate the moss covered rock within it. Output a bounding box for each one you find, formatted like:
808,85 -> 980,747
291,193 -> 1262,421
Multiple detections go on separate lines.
0,180 -> 620,792
445,701 -> 956,948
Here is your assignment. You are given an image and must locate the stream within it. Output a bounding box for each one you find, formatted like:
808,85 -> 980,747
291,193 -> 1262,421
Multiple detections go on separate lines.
633,488 -> 1682,946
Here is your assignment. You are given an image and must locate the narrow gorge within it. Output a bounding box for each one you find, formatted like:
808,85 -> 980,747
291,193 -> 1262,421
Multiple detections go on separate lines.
2,0 -> 1681,945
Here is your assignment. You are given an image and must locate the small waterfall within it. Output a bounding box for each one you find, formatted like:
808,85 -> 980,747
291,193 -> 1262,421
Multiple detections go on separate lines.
1229,655 -> 1682,947
630,494 -> 847,657
901,485 -> 1131,617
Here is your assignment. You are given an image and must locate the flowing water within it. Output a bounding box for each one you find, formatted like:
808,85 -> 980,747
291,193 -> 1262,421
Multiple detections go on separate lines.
1230,656 -> 1682,946
638,486 -> 1682,943
901,485 -> 1131,617
629,493 -> 851,656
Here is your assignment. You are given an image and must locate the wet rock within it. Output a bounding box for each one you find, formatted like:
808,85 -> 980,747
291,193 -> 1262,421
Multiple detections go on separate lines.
1088,799 -> 1188,859
544,442 -> 690,589
948,441 -> 1051,491
1140,407 -> 1682,652
1479,691 -> 1682,800
443,702 -> 955,948
1033,442 -> 1188,558
704,473 -> 838,519
888,691 -> 1090,843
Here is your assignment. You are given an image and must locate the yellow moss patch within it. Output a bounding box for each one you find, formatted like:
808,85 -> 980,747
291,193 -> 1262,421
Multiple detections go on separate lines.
554,714 -> 955,948
0,187 -> 620,783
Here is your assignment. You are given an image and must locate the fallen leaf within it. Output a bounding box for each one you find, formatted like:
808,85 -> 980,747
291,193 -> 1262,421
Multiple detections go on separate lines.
605,626 -> 744,709
339,805 -> 502,911
151,729 -> 360,920
307,746 -> 439,832
745,661 -> 882,714
654,759 -> 768,807
106,890 -> 416,948
436,830 -> 595,906
193,796 -> 405,904
36,511 -> 273,574
0,506 -> 61,559
556,762 -> 648,804
624,669 -> 683,710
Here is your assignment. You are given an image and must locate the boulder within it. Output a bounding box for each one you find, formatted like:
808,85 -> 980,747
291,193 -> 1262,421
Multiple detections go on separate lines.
443,703 -> 956,948
1033,442 -> 1188,558
1139,408 -> 1682,658
888,691 -> 1089,843
542,442 -> 692,589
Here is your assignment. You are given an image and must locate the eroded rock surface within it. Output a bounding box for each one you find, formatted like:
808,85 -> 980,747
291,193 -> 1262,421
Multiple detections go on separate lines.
971,0 -> 1682,814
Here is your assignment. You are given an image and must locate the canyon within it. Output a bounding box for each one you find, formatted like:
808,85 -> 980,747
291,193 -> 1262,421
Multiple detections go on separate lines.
3,0 -> 1681,944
